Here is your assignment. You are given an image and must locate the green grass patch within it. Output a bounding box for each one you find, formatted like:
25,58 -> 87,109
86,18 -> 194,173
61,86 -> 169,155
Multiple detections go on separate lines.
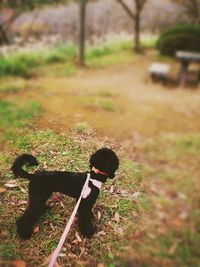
0,100 -> 41,132
87,39 -> 132,59
141,35 -> 158,50
84,96 -> 118,112
32,62 -> 76,77
117,198 -> 134,217
143,133 -> 200,162
0,79 -> 27,94
119,160 -> 143,191
86,39 -> 135,67
87,50 -> 134,67
0,243 -> 16,259
73,121 -> 93,134
150,229 -> 200,267
99,99 -> 117,112
97,90 -> 115,98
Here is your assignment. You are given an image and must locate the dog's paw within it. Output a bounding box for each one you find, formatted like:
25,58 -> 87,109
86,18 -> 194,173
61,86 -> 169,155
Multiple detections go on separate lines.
79,224 -> 96,238
16,218 -> 33,239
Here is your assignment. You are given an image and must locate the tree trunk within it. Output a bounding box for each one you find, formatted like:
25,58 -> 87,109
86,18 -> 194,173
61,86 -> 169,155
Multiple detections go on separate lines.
134,0 -> 142,52
134,10 -> 140,52
0,24 -> 9,45
78,0 -> 87,67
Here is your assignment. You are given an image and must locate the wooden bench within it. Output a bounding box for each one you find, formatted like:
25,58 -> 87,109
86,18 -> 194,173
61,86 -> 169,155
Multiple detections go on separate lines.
148,62 -> 170,83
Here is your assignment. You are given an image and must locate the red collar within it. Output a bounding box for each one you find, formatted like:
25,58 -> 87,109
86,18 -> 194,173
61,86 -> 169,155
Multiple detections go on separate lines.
92,166 -> 108,176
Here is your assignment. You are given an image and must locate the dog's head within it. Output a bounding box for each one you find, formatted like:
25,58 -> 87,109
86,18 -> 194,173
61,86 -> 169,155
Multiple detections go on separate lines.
89,148 -> 119,182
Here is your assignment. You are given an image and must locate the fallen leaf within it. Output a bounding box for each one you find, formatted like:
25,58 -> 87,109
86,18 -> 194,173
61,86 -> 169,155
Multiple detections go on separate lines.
110,185 -> 114,193
132,211 -> 139,218
116,227 -> 123,236
43,161 -> 48,168
41,253 -> 61,267
113,212 -> 120,222
58,253 -> 66,257
75,231 -> 82,242
31,151 -> 37,156
133,191 -> 141,198
51,193 -> 62,203
50,223 -> 55,231
132,229 -> 142,239
168,243 -> 178,255
178,192 -> 187,199
172,219 -> 182,227
20,188 -> 27,194
147,233 -> 156,239
97,210 -> 102,221
157,227 -> 167,234
179,211 -> 189,220
17,200 -> 27,205
97,230 -> 106,236
0,260 -> 27,267
33,226 -> 39,234
4,182 -> 18,188
60,200 -> 65,209
13,260 -> 27,267
0,187 -> 6,193
77,257 -> 97,267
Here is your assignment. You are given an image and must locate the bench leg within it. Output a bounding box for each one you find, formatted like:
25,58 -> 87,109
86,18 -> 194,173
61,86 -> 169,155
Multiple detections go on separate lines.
179,61 -> 189,87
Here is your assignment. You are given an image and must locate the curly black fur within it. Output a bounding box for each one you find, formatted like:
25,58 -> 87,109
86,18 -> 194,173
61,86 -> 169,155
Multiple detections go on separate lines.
11,148 -> 119,239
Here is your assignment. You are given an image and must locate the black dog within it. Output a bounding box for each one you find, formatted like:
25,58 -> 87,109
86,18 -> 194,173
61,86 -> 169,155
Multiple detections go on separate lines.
11,148 -> 119,239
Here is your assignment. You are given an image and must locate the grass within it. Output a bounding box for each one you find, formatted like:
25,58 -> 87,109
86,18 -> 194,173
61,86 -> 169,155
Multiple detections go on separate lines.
0,100 -> 41,142
0,36 -> 157,78
0,79 -> 26,94
0,38 -> 200,267
84,96 -> 118,112
0,87 -> 145,266
0,125 -> 146,266
73,121 -> 93,134
0,39 -> 136,78
0,42 -> 77,78
129,132 -> 200,267
140,35 -> 158,50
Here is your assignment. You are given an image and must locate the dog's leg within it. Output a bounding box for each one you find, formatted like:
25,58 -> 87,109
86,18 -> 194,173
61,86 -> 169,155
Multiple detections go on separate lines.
16,188 -> 51,239
77,200 -> 96,238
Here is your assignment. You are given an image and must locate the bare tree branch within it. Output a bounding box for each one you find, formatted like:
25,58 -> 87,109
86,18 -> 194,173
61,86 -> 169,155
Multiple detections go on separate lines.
117,0 -> 135,20
174,0 -> 200,23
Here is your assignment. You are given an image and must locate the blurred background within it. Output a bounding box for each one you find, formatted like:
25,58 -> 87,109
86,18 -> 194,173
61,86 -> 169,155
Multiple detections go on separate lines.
0,0 -> 200,267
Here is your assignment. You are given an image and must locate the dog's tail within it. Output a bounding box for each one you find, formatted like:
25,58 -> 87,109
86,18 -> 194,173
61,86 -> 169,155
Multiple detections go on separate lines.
11,154 -> 38,179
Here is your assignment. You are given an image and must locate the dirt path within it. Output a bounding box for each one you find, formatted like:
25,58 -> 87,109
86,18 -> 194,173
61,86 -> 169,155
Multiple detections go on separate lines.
31,59 -> 200,141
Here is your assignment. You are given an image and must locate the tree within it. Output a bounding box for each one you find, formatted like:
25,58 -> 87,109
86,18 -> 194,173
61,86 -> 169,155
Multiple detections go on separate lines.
0,0 -> 66,44
78,0 -> 88,66
173,0 -> 200,24
116,0 -> 147,52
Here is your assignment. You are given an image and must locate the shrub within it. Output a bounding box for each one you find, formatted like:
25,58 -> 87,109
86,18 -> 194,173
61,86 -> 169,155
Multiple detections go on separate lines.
0,43 -> 77,77
0,53 -> 42,78
157,24 -> 200,56
45,43 -> 77,63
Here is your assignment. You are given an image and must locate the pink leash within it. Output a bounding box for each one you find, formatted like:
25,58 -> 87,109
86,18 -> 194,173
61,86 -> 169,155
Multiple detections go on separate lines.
48,173 -> 91,267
